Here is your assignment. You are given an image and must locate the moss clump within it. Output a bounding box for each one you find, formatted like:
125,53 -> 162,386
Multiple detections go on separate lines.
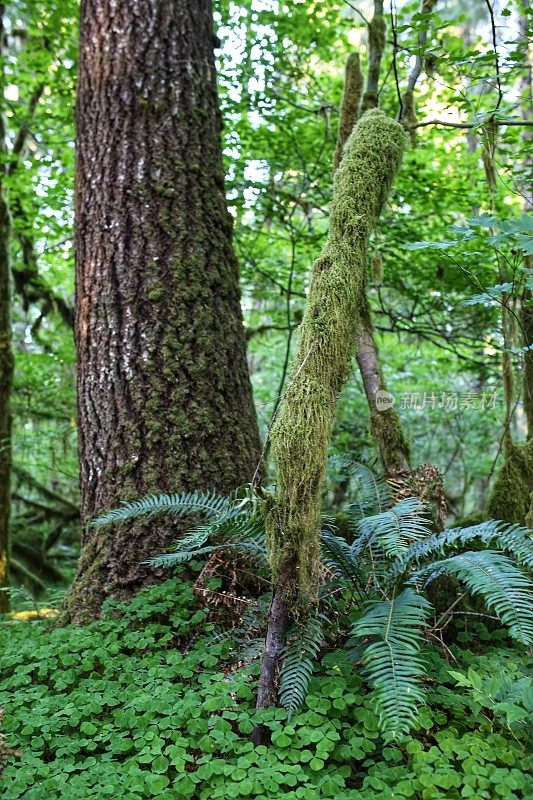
267,110 -> 407,609
333,53 -> 363,171
407,464 -> 447,531
487,440 -> 533,525
371,400 -> 411,475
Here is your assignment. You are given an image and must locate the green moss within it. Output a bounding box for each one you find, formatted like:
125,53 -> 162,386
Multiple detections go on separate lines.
487,440 -> 533,525
267,110 -> 407,610
147,285 -> 164,302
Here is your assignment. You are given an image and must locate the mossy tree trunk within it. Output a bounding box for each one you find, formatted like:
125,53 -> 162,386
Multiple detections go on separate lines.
253,111 -> 406,738
65,0 -> 262,622
0,6 -> 14,614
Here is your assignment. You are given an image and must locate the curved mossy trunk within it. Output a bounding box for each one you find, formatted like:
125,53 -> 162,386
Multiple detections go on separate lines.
487,9 -> 533,528
253,111 -> 406,728
65,0 -> 262,622
0,11 -> 13,614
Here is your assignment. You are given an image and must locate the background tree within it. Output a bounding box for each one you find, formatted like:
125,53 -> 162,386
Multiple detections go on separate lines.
0,5 -> 14,613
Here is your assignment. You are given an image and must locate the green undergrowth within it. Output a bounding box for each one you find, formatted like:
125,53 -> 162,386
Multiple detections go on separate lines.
1,576 -> 532,800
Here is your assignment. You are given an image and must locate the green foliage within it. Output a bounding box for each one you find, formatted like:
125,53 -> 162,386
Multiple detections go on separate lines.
357,497 -> 433,559
350,589 -> 432,740
96,466 -> 532,741
1,578 -> 532,800
417,551 -> 533,645
94,489 -> 266,568
279,614 -> 324,717
92,491 -> 233,527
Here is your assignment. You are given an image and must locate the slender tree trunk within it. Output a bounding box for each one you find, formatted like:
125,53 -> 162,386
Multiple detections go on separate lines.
356,300 -> 411,476
65,0 -> 262,622
519,0 -> 533,439
0,6 -> 14,613
335,46 -> 411,478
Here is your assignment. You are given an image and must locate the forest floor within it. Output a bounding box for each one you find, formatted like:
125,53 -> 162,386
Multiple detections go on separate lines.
1,573 -> 531,800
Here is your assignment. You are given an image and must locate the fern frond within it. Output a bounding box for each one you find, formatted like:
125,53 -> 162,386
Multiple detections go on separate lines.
351,588 -> 432,740
229,533 -> 268,565
144,546 -> 218,567
320,530 -> 366,601
328,456 -> 391,517
92,490 -> 231,527
279,614 -> 325,716
393,520 -> 533,574
356,497 -> 433,560
492,523 -> 533,569
415,551 -> 533,645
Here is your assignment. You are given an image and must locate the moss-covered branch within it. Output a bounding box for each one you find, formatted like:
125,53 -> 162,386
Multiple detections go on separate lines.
334,54 -> 411,478
266,110 -> 407,609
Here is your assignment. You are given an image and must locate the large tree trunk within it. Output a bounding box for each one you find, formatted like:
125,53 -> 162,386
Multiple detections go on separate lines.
0,6 -> 14,614
65,0 -> 262,622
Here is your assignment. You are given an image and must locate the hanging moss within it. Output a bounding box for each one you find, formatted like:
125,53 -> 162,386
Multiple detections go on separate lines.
525,491 -> 533,529
487,440 -> 533,525
333,53 -> 363,171
267,110 -> 407,609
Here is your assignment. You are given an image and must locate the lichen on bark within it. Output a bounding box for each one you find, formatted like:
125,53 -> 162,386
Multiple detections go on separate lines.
266,109 -> 407,608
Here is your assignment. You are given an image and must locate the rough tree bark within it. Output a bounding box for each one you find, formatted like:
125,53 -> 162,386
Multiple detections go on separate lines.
0,6 -> 14,613
65,0 -> 262,622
